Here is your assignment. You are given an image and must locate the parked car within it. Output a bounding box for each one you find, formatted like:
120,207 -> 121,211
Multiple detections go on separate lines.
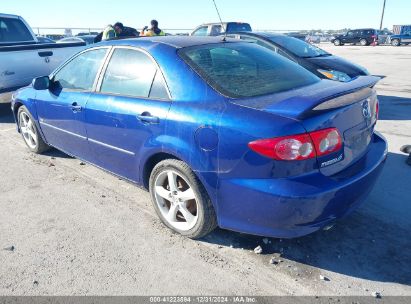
0,13 -> 86,103
58,35 -> 96,45
45,34 -> 65,41
331,28 -> 378,46
36,36 -> 56,44
11,36 -> 387,239
377,29 -> 393,45
286,32 -> 307,41
305,34 -> 321,44
76,32 -> 99,37
191,22 -> 251,36
389,31 -> 411,46
227,32 -> 369,81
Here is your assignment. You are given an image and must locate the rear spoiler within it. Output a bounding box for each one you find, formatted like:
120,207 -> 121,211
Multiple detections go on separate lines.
260,76 -> 381,120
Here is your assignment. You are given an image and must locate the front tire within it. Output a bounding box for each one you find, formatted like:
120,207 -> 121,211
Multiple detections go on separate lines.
391,39 -> 400,46
333,39 -> 341,46
149,159 -> 217,239
17,106 -> 49,154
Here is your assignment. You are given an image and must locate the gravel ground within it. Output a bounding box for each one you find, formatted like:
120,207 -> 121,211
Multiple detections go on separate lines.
0,45 -> 410,296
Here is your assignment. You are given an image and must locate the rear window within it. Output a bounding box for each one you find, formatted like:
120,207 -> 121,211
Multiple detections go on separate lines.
226,23 -> 252,33
179,42 -> 320,98
0,17 -> 33,42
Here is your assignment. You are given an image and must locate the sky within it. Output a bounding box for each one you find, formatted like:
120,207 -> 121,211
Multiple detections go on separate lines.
2,0 -> 410,32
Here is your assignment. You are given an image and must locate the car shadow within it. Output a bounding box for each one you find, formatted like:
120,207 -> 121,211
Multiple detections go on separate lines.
0,103 -> 14,123
42,149 -> 73,159
378,95 -> 411,120
203,152 -> 411,286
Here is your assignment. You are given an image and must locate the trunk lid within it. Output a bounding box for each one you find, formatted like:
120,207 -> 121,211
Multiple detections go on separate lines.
232,76 -> 380,175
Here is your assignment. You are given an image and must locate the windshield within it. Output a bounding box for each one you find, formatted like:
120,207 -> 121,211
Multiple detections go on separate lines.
269,35 -> 330,58
179,42 -> 320,98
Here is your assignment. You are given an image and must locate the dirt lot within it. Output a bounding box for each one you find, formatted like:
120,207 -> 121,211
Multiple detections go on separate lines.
0,44 -> 410,296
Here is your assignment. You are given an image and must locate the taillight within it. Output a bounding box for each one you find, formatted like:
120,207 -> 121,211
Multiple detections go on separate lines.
248,128 -> 342,161
375,100 -> 379,121
309,128 -> 342,157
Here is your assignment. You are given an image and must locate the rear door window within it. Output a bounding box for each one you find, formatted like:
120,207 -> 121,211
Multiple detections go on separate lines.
0,17 -> 33,42
100,48 -> 168,99
179,43 -> 319,98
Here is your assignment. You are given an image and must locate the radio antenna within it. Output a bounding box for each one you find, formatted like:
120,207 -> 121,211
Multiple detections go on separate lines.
211,0 -> 227,41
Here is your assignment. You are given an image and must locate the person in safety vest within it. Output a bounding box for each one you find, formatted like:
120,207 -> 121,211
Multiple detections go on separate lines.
114,22 -> 139,38
141,20 -> 165,37
103,25 -> 116,40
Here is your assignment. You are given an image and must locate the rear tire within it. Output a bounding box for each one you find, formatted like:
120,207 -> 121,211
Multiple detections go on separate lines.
149,159 -> 217,239
17,106 -> 49,154
391,39 -> 400,46
360,39 -> 368,46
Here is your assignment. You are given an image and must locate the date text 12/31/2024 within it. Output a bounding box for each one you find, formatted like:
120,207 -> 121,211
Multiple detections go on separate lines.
149,297 -> 257,303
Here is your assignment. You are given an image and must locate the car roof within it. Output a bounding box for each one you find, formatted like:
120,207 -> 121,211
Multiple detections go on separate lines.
99,36 -> 241,49
0,13 -> 19,19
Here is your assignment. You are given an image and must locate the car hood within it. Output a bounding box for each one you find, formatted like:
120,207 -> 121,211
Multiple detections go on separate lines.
304,55 -> 368,78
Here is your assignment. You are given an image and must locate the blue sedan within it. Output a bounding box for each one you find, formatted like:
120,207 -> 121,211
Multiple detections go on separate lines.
11,36 -> 387,239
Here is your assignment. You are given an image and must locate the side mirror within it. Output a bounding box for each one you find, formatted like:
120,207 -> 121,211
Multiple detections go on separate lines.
32,76 -> 50,90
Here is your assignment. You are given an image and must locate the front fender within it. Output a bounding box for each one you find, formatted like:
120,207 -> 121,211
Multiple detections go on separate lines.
12,88 -> 48,144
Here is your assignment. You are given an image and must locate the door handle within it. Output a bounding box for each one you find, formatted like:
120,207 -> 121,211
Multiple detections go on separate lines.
71,102 -> 82,112
137,112 -> 159,124
38,51 -> 53,57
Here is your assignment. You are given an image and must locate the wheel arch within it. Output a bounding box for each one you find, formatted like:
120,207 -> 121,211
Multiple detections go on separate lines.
13,99 -> 48,144
140,149 -> 219,215
141,151 -> 181,190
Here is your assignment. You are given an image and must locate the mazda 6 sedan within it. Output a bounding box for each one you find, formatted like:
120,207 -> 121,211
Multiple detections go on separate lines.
11,36 -> 387,239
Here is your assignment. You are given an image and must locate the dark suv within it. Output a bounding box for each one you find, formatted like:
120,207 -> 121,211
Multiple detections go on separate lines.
332,29 -> 378,46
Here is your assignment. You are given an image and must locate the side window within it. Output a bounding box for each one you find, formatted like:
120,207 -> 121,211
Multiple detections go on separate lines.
240,36 -> 258,43
277,48 -> 295,62
347,31 -> 354,37
53,48 -> 107,91
149,71 -> 169,100
240,36 -> 278,52
210,25 -> 222,36
192,26 -> 208,36
100,48 -> 167,99
0,17 -> 33,42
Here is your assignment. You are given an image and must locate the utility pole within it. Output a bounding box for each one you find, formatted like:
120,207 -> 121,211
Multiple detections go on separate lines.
379,0 -> 387,30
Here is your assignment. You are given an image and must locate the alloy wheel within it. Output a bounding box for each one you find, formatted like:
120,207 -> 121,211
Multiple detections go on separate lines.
154,169 -> 199,231
19,112 -> 37,149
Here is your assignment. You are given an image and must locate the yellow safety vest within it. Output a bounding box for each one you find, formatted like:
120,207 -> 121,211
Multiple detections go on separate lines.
102,27 -> 116,40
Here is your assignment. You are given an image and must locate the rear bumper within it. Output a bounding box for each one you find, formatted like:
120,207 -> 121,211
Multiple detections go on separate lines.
217,132 -> 388,238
